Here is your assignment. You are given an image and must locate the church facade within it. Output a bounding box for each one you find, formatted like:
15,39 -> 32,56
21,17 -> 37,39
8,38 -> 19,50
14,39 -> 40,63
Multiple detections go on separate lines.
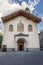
1,9 -> 41,51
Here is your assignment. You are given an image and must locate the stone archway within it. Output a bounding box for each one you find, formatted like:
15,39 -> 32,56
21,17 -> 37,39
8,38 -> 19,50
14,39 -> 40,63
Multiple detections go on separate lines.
17,38 -> 25,51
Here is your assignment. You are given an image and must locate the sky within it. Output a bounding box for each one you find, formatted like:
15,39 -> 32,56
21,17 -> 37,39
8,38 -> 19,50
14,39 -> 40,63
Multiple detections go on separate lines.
0,0 -> 43,32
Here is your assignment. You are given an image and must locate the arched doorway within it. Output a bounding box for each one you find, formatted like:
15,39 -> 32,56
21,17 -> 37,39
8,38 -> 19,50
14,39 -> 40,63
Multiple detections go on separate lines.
17,38 -> 25,51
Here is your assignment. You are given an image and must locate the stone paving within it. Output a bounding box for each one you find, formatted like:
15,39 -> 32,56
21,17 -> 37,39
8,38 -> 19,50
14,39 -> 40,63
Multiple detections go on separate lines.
0,51 -> 43,65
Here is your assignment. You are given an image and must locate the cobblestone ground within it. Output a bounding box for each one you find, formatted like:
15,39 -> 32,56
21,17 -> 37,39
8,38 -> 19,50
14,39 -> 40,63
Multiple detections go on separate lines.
0,51 -> 43,65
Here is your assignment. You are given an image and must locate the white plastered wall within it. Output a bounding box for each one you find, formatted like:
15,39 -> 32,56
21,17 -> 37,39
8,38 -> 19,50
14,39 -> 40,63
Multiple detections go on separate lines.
2,16 -> 40,51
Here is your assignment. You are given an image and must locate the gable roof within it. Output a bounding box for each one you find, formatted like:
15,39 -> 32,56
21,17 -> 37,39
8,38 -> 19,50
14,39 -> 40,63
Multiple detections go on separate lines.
1,9 -> 42,23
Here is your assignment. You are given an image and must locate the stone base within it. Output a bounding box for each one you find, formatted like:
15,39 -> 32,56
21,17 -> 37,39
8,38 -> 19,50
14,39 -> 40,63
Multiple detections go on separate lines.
6,48 -> 40,52
27,48 -> 40,51
7,48 -> 16,52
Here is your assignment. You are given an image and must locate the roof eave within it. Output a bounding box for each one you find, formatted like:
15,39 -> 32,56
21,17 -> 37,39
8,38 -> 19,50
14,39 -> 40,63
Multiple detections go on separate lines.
1,9 -> 42,23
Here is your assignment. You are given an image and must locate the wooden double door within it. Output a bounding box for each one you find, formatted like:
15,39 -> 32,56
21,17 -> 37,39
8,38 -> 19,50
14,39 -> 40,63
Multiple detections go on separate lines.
18,39 -> 24,51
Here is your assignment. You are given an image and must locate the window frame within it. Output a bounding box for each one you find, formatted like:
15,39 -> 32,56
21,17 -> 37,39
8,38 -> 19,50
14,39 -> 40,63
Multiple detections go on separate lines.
9,24 -> 13,32
28,24 -> 33,32
17,22 -> 24,32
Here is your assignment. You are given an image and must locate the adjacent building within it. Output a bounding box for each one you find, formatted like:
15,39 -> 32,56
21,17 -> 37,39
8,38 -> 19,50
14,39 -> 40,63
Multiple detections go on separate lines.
39,30 -> 43,49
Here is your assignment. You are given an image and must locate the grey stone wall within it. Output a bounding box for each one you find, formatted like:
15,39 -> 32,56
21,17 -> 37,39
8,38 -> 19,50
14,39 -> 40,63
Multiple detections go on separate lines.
39,30 -> 43,49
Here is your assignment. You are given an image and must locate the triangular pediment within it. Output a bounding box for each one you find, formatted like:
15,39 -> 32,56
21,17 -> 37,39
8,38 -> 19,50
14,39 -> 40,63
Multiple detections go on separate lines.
1,9 -> 42,23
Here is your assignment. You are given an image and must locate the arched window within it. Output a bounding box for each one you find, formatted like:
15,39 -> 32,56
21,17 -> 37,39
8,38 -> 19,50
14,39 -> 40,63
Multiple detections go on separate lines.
28,24 -> 32,32
9,24 -> 13,32
17,22 -> 24,32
